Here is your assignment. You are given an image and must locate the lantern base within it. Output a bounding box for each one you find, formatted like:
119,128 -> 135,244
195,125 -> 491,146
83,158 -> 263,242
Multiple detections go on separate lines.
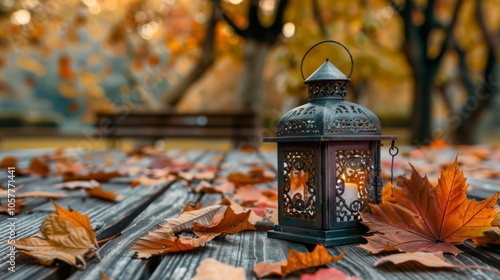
267,224 -> 368,246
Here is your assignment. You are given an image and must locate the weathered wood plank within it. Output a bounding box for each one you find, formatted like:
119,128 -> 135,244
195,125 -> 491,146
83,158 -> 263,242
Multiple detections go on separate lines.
67,151 -> 224,280
150,231 -> 306,280
327,244 -> 499,280
0,149 -> 208,279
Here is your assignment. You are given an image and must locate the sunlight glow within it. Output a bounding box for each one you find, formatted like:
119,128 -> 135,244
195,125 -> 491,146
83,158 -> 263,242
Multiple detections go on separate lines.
282,22 -> 295,38
11,9 -> 31,25
259,0 -> 275,14
139,22 -> 159,40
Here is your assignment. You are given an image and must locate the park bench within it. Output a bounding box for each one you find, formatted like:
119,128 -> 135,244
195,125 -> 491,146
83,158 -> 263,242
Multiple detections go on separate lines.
95,110 -> 259,148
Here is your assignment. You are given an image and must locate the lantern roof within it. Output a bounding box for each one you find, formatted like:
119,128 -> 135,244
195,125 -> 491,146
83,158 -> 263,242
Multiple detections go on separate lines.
304,58 -> 349,83
269,41 -> 385,140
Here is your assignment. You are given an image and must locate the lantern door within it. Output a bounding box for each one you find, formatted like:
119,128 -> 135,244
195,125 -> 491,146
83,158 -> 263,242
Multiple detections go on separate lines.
277,143 -> 322,229
326,142 -> 377,229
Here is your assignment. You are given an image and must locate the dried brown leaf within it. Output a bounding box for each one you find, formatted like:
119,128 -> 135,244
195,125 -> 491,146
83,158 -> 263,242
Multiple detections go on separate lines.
254,244 -> 343,278
85,186 -> 123,202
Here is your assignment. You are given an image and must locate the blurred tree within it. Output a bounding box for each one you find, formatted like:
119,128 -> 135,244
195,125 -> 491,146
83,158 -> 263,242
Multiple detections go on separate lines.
389,0 -> 498,144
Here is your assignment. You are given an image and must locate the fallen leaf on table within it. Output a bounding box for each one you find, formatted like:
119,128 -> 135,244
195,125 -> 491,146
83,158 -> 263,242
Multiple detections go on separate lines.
10,200 -> 98,269
360,159 -> 498,255
261,189 -> 278,200
55,180 -> 100,190
254,244 -> 344,278
55,159 -> 87,176
130,175 -> 176,188
227,168 -> 275,186
219,198 -> 263,224
194,180 -> 235,196
0,156 -> 17,168
193,206 -> 256,236
234,185 -> 265,201
473,208 -> 500,245
373,251 -> 455,268
192,258 -> 246,280
53,200 -> 97,242
178,170 -> 216,182
27,157 -> 51,176
301,267 -> 360,280
63,171 -> 121,183
149,156 -> 193,172
85,186 -> 123,202
18,191 -> 69,199
158,205 -> 223,234
131,231 -> 218,258
182,201 -> 203,213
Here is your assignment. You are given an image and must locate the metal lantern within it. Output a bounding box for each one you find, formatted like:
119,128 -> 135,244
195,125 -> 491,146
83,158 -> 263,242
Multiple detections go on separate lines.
265,40 -> 397,245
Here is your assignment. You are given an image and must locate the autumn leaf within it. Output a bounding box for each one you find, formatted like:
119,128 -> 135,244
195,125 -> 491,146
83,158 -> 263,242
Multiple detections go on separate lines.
193,206 -> 256,236
130,175 -> 176,188
0,156 -> 17,169
158,205 -> 223,234
301,267 -> 361,280
254,244 -> 343,278
227,168 -> 275,186
219,198 -> 263,224
373,251 -> 455,268
182,201 -> 203,213
194,180 -> 235,196
18,191 -> 69,199
178,170 -> 216,182
10,201 -> 98,269
360,159 -> 498,255
55,180 -> 100,190
27,157 -> 51,176
63,171 -> 121,183
473,209 -> 500,245
52,200 -> 97,244
85,186 -> 123,202
131,230 -> 218,258
192,258 -> 246,280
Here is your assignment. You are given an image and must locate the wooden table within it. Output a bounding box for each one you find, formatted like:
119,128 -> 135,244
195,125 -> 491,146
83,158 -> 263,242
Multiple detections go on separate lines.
0,147 -> 498,280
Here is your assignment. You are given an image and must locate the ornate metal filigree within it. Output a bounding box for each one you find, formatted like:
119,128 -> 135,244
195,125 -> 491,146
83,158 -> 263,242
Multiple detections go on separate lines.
308,82 -> 347,99
283,150 -> 316,219
335,149 -> 374,222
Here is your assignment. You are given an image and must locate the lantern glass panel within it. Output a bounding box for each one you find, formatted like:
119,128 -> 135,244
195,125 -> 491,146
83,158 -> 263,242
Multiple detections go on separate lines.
283,150 -> 316,220
335,149 -> 374,222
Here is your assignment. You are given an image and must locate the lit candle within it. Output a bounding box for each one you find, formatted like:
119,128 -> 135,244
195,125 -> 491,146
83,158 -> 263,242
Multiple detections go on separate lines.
343,182 -> 359,207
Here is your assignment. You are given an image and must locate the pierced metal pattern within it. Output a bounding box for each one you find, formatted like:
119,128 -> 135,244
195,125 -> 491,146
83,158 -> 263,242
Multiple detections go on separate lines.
283,150 -> 316,219
278,120 -> 320,136
325,104 -> 381,134
308,82 -> 347,99
335,149 -> 374,222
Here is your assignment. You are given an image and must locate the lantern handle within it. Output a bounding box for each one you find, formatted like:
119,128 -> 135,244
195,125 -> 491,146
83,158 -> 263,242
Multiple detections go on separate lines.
300,40 -> 354,81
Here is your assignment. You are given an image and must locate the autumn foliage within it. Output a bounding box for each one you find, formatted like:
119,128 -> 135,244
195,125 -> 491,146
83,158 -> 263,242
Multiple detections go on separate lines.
360,159 -> 498,255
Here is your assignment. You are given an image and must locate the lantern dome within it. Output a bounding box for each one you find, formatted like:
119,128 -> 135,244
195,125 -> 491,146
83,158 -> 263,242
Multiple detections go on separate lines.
276,59 -> 381,137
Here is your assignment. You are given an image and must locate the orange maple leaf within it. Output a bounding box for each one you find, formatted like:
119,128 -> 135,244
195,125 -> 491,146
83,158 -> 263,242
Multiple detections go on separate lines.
52,200 -> 97,245
85,186 -> 123,202
360,159 -> 498,255
253,244 -> 344,278
193,206 -> 256,236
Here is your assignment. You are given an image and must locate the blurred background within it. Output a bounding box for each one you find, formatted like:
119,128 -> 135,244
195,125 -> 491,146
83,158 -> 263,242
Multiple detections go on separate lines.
0,0 -> 498,150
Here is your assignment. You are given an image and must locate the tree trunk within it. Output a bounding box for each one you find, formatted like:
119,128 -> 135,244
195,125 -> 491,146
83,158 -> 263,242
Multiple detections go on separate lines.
235,39 -> 268,112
